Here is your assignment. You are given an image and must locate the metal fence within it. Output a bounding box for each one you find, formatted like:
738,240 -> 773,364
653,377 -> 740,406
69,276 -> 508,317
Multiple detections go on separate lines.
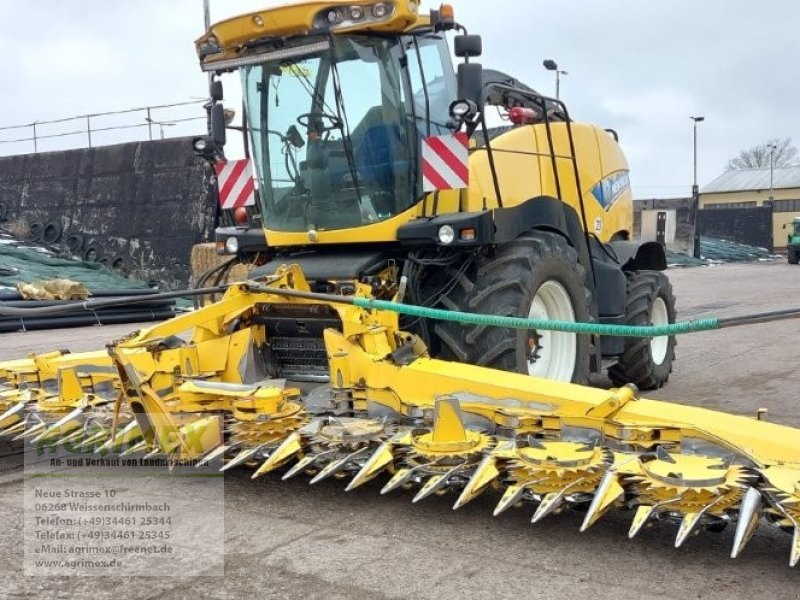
0,101 -> 208,156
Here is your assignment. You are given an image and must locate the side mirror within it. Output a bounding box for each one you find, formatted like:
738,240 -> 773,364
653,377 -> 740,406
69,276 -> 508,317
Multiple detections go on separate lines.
454,35 -> 482,59
286,125 -> 305,149
457,62 -> 483,106
210,80 -> 224,102
211,103 -> 227,147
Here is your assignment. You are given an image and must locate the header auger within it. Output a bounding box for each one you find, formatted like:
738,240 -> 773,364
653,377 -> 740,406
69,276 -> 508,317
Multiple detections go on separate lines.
2,264 -> 799,567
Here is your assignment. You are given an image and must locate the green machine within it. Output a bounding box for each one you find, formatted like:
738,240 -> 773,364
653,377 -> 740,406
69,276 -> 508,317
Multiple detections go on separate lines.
788,217 -> 800,264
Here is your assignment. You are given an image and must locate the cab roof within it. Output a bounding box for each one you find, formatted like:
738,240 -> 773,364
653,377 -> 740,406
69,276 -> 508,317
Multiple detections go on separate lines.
197,1 -> 431,72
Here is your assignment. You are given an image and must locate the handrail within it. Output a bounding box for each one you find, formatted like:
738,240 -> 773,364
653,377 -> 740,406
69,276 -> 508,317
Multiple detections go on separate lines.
0,100 -> 208,154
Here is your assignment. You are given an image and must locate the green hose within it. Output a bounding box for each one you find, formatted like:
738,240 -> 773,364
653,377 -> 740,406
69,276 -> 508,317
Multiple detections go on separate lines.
352,298 -> 720,339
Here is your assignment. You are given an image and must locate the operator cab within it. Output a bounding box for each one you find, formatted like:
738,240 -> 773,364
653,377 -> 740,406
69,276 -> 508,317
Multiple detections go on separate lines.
241,33 -> 456,233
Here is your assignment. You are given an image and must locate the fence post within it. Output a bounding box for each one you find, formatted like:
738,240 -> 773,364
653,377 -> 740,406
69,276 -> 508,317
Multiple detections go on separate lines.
86,116 -> 92,148
32,123 -> 38,153
146,107 -> 153,141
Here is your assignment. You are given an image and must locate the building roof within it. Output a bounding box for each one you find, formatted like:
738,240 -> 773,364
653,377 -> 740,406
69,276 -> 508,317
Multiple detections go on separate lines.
701,165 -> 800,194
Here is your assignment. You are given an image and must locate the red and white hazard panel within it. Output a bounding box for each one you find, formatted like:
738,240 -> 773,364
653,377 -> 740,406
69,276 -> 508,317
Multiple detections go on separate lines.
214,159 -> 256,209
421,132 -> 469,192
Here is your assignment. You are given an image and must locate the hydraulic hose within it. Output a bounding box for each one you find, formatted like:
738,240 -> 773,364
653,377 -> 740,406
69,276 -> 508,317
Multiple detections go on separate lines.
192,257 -> 239,309
351,298 -> 719,338
3,281 -> 800,339
0,288 -> 158,301
0,286 -> 226,318
246,284 -> 800,339
0,310 -> 176,333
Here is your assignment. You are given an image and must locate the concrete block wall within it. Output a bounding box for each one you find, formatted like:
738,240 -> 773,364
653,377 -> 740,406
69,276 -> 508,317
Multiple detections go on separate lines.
0,138 -> 217,289
633,197 -> 695,255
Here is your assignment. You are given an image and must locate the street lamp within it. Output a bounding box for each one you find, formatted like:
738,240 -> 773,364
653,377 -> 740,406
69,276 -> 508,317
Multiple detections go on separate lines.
767,143 -> 777,201
690,116 -> 705,197
543,59 -> 568,100
204,0 -> 212,85
690,116 -> 705,259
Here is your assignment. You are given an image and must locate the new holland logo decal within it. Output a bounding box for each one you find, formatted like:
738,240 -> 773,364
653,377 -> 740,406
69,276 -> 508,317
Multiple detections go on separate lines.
591,171 -> 631,211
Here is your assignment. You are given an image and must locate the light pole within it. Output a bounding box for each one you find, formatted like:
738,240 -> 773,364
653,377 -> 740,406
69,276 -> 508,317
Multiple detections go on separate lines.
543,59 -> 568,100
690,116 -> 705,197
767,143 -> 777,201
204,0 -> 213,85
690,116 -> 705,258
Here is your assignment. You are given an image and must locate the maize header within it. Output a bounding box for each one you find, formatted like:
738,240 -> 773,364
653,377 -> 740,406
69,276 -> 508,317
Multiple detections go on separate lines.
1,265 -> 798,567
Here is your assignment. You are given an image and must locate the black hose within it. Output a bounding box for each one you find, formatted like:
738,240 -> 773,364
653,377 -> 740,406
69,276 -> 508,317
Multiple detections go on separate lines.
4,280 -> 800,338
0,309 -> 175,324
0,286 -> 226,318
87,288 -> 160,298
210,259 -> 237,303
195,257 -> 238,290
718,308 -> 800,328
0,299 -> 174,309
0,307 -> 177,325
246,284 -> 800,338
0,310 -> 176,333
193,256 -> 239,309
0,288 -> 159,302
246,284 -> 355,305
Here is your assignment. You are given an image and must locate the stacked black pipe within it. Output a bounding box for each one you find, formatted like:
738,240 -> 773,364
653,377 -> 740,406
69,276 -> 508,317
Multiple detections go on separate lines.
0,288 -> 176,333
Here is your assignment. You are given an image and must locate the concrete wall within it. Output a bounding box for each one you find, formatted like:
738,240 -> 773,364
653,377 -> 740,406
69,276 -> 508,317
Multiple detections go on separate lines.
640,209 -> 677,245
697,206 -> 773,251
700,188 -> 800,249
0,138 -> 217,289
633,197 -> 695,255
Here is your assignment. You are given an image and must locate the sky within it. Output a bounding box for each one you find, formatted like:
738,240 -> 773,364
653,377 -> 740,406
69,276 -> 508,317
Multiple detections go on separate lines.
1,0 -> 798,198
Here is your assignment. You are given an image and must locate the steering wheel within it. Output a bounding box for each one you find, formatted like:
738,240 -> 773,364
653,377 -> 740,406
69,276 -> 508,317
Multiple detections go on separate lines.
296,112 -> 342,133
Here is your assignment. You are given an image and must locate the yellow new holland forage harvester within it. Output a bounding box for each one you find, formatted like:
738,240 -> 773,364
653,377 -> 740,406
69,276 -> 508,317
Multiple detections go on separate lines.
1,0 -> 798,568
199,0 -> 678,392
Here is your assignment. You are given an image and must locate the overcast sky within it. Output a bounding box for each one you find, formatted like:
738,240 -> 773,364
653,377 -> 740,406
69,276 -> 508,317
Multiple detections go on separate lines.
1,0 -> 798,197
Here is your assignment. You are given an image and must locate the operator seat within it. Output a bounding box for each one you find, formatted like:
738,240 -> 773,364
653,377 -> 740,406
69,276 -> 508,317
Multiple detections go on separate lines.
356,124 -> 400,217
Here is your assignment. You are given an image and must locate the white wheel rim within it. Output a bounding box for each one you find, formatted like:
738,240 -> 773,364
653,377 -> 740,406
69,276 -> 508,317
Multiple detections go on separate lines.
526,280 -> 577,382
650,297 -> 669,366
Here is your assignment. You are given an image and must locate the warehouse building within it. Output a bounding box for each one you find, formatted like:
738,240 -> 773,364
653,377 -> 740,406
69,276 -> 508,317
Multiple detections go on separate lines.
700,166 -> 800,249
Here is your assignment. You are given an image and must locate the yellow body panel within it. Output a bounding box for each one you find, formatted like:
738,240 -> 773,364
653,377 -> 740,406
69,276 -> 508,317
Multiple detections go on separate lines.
265,202 -> 424,245
265,122 -> 633,246
197,0 -> 423,70
466,122 -> 633,242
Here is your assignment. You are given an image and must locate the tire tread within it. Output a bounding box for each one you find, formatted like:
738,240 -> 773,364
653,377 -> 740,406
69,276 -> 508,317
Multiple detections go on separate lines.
608,271 -> 677,390
427,231 -> 593,383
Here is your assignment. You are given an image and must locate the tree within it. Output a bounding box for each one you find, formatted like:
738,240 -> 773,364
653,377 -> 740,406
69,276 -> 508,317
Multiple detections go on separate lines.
726,137 -> 800,171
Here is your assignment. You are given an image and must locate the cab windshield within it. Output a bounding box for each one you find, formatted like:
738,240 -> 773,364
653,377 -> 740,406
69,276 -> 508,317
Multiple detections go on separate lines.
242,34 -> 455,232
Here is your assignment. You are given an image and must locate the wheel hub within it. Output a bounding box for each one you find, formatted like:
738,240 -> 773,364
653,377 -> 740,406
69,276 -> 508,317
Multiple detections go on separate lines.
526,280 -> 577,382
650,296 -> 670,366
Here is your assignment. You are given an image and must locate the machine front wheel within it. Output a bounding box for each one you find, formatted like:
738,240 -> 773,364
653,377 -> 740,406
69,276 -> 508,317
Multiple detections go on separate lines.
427,230 -> 593,385
608,271 -> 677,390
789,248 -> 799,265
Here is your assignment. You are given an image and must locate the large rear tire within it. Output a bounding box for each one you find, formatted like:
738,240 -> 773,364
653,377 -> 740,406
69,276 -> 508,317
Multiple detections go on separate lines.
608,271 -> 676,390
426,231 -> 593,384
789,248 -> 799,265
